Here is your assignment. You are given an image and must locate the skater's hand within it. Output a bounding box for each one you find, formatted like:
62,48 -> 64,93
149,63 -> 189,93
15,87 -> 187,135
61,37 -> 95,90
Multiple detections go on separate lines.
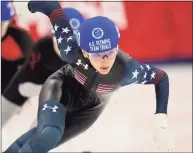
28,0 -> 61,16
153,113 -> 174,152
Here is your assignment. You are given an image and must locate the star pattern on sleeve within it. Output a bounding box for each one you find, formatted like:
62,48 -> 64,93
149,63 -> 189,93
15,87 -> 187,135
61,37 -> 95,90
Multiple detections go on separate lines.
57,36 -> 63,44
54,24 -> 59,31
62,27 -> 70,33
131,64 -> 156,84
53,24 -> 74,55
132,69 -> 139,79
63,46 -> 72,55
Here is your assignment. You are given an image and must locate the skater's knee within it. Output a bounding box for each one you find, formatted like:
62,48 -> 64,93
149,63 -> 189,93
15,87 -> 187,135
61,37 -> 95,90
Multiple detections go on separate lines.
32,125 -> 64,151
19,125 -> 64,153
21,99 -> 67,152
39,124 -> 64,141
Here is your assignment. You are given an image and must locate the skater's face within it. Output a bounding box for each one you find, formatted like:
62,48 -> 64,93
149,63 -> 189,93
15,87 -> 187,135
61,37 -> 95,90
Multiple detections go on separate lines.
1,20 -> 10,38
83,47 -> 118,75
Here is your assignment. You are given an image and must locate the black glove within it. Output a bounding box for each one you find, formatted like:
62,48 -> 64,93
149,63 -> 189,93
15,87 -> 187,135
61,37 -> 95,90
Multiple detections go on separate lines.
28,0 -> 61,16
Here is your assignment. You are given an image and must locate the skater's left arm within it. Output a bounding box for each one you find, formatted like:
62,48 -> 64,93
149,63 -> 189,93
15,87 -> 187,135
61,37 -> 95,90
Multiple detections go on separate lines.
120,56 -> 173,151
120,58 -> 169,114
28,1 -> 79,64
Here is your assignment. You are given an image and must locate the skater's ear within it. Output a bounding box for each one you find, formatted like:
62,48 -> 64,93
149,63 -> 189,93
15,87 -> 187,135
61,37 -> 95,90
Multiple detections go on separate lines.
82,50 -> 89,58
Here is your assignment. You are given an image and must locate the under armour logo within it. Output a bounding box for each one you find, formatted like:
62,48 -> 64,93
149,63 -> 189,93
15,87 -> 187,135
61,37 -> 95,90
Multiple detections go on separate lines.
42,104 -> 58,112
76,59 -> 88,70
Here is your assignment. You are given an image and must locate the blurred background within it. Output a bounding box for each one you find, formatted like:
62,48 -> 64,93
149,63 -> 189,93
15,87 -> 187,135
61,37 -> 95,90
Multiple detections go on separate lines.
10,1 -> 192,63
1,1 -> 192,152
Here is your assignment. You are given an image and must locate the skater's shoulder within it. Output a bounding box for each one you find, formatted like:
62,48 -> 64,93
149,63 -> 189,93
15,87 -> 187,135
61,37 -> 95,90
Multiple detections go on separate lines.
48,64 -> 72,80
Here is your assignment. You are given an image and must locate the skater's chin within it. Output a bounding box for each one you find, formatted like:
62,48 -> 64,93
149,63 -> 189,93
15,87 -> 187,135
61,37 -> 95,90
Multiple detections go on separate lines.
97,66 -> 111,75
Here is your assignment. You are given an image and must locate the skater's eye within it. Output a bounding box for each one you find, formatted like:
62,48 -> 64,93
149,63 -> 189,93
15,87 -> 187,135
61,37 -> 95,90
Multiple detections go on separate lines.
108,51 -> 114,55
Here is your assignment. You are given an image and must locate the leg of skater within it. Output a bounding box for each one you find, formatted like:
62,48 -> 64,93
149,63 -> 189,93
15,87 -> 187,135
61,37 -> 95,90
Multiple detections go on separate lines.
55,104 -> 105,147
20,100 -> 66,152
4,100 -> 66,153
4,128 -> 36,153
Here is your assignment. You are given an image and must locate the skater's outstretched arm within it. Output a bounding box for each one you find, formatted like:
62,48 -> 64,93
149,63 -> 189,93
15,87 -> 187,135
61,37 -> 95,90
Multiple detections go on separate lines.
28,1 -> 79,63
120,58 -> 169,114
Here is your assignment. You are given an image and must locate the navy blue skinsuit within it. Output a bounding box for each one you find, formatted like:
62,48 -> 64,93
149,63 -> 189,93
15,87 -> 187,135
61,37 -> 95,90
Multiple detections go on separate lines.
4,1 -> 169,153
